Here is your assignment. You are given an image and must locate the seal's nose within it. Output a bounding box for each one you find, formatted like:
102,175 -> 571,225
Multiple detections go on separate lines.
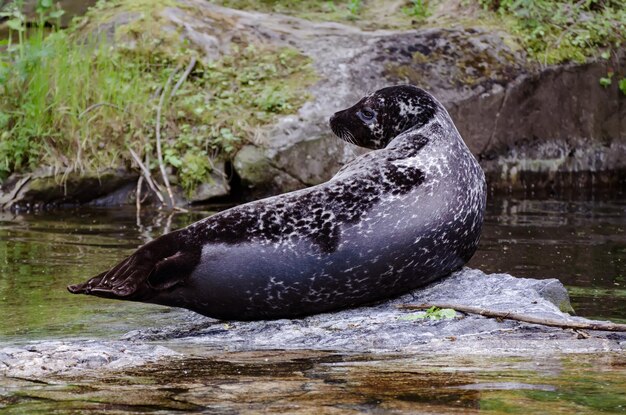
330,109 -> 346,126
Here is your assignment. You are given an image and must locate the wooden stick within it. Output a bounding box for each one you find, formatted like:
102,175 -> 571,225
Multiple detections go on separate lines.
128,147 -> 165,206
155,64 -> 182,208
135,176 -> 144,212
78,102 -> 126,119
170,57 -> 197,98
135,176 -> 144,228
399,303 -> 626,332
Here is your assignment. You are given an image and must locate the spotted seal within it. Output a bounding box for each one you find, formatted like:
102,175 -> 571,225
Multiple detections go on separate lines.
68,85 -> 486,320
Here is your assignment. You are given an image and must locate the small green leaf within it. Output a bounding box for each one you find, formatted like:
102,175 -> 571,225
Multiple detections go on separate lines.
7,19 -> 25,32
400,306 -> 458,321
600,51 -> 611,60
619,78 -> 626,96
398,313 -> 427,321
599,77 -> 612,88
438,309 -> 457,319
49,10 -> 66,19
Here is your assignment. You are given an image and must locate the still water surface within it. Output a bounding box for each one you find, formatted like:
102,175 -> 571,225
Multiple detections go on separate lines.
0,193 -> 624,413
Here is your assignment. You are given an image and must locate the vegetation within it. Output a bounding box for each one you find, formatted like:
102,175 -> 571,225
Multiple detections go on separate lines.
403,0 -> 430,19
0,0 -> 624,194
214,0 -> 625,77
399,306 -> 457,321
478,0 -> 626,65
0,0 -> 314,196
211,0 -> 431,28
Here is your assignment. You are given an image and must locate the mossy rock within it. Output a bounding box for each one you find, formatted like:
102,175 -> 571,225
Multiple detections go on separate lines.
0,169 -> 138,210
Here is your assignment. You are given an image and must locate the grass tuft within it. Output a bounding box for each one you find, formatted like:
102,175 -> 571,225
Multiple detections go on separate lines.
0,0 -> 315,195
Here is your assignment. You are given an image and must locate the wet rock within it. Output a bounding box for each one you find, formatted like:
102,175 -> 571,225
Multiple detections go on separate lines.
0,164 -> 231,210
233,145 -> 308,198
185,168 -> 231,204
0,340 -> 179,378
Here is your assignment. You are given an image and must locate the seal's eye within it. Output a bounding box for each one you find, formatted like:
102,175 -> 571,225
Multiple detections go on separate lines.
358,108 -> 376,122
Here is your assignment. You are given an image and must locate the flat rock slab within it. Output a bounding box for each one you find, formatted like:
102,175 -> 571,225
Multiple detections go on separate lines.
1,269 -> 624,379
0,341 -> 179,379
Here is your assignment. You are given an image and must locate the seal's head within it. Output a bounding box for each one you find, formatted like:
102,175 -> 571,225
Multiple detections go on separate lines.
329,85 -> 438,149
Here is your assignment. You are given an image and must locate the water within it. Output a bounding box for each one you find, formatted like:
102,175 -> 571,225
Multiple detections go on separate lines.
0,193 -> 625,413
0,208 -> 210,343
469,194 -> 625,322
2,351 -> 625,414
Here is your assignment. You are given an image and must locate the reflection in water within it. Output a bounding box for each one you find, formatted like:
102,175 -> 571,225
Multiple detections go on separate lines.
1,351 -> 624,414
0,208 -> 210,344
469,195 -> 625,321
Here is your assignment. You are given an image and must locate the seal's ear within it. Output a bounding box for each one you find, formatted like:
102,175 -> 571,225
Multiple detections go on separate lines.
146,251 -> 194,290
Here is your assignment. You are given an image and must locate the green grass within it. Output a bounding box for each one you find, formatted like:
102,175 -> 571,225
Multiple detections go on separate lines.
0,0 -> 314,195
0,29 -> 149,176
213,0 -> 625,67
478,0 -> 626,65
209,0 -> 430,28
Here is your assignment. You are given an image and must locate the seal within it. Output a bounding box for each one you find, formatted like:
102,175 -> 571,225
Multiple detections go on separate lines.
68,85 -> 486,321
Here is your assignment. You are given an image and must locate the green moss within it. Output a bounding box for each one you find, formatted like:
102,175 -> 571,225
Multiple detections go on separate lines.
384,30 -> 522,89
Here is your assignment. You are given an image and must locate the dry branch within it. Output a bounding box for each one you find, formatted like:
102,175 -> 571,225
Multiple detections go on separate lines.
399,303 -> 626,332
171,57 -> 197,98
155,64 -> 182,208
128,147 -> 165,206
135,176 -> 144,212
78,102 -> 126,119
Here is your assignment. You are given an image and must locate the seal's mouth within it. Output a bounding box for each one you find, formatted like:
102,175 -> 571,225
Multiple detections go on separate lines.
330,114 -> 357,145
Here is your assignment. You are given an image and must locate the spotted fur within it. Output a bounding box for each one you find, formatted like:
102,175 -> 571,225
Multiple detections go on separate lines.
68,85 -> 487,321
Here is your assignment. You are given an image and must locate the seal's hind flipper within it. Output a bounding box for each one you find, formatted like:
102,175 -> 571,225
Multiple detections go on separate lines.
67,232 -> 199,301
67,255 -> 146,299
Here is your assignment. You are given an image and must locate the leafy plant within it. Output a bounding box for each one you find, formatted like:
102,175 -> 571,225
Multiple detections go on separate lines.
399,306 -> 458,321
478,0 -> 626,65
599,72 -> 614,88
403,0 -> 430,19
179,152 -> 212,197
347,0 -> 361,16
619,78 -> 626,96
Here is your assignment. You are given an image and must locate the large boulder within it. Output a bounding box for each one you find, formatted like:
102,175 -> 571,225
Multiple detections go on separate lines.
166,3 -> 625,196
